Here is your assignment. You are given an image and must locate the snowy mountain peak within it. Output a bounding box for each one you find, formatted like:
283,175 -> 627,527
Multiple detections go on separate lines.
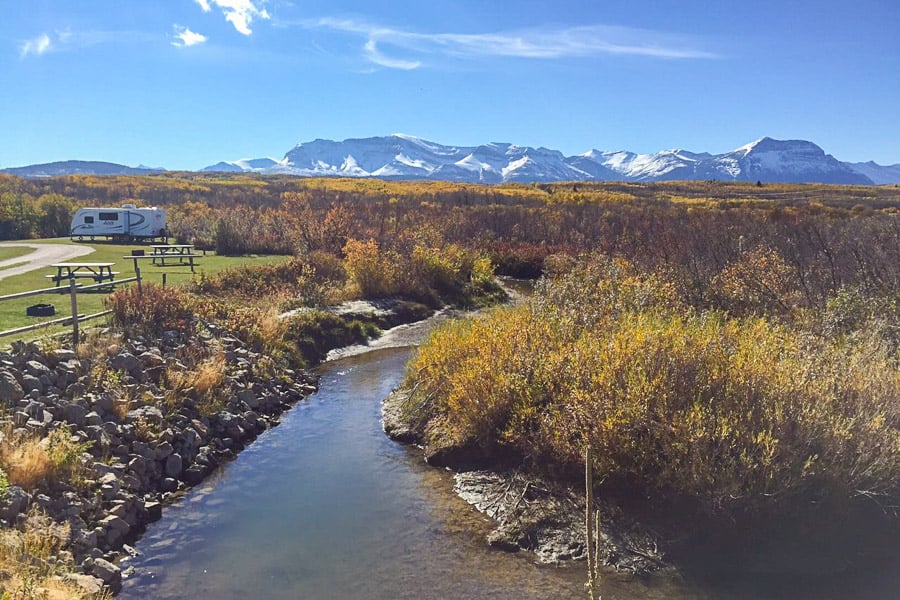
735,137 -> 771,155
735,136 -> 825,156
714,137 -> 873,184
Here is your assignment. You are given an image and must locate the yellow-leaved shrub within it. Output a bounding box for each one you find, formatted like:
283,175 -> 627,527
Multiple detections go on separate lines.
404,256 -> 900,512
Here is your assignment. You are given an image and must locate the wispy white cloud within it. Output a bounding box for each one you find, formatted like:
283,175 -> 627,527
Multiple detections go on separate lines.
196,0 -> 270,36
364,40 -> 420,70
300,18 -> 717,69
172,25 -> 208,47
19,33 -> 52,58
18,29 -> 161,58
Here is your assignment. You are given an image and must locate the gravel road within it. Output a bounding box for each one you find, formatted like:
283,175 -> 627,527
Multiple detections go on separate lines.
0,242 -> 95,282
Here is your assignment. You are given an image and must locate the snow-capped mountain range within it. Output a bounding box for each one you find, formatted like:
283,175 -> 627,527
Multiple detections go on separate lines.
3,136 -> 898,184
201,135 -> 896,185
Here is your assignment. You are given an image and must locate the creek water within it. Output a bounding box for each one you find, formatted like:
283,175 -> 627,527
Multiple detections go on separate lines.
118,346 -> 592,599
118,322 -> 900,599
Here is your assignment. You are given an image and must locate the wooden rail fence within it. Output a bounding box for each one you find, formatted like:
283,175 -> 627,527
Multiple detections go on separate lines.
0,274 -> 141,344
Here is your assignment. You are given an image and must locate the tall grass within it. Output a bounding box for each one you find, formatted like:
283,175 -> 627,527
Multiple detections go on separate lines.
0,426 -> 91,491
164,347 -> 229,416
0,508 -> 109,599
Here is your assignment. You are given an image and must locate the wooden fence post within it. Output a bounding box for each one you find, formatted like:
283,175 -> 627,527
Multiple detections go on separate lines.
162,273 -> 167,287
68,276 -> 79,346
130,256 -> 143,296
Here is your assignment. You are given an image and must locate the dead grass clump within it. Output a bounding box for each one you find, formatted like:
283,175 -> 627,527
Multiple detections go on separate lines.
192,352 -> 227,398
2,439 -> 52,491
163,348 -> 229,416
0,508 -> 107,599
0,427 -> 91,491
75,332 -> 120,363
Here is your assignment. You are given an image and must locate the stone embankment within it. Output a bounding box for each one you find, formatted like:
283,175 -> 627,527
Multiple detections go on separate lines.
0,329 -> 316,594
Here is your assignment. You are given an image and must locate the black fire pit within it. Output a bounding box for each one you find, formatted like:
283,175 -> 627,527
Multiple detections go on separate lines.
26,304 -> 56,317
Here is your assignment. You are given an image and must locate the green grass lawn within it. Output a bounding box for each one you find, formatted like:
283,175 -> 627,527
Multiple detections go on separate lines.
0,245 -> 33,263
0,238 -> 291,343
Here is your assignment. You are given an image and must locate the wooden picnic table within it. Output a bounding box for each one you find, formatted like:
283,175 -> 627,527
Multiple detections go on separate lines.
46,262 -> 118,287
124,246 -> 201,273
148,244 -> 200,272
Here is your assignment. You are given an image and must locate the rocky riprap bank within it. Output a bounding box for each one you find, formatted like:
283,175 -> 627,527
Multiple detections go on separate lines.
0,330 -> 316,595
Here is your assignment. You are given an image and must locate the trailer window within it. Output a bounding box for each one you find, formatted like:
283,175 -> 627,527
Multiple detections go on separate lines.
84,216 -> 94,224
99,212 -> 119,221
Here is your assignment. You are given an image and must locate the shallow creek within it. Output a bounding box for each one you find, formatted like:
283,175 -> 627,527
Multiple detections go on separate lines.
119,347 -> 590,599
119,320 -> 900,599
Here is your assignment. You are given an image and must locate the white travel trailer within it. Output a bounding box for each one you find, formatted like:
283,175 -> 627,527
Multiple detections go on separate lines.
69,204 -> 167,242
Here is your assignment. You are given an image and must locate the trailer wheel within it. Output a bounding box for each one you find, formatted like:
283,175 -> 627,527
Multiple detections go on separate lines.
90,235 -> 95,241
78,236 -> 84,242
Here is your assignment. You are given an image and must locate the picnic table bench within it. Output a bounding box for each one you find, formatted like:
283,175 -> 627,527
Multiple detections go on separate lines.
151,245 -> 198,264
45,263 -> 118,288
125,244 -> 200,272
140,244 -> 200,273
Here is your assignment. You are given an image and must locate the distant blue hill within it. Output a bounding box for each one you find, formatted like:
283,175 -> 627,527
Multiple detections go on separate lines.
1,160 -> 164,178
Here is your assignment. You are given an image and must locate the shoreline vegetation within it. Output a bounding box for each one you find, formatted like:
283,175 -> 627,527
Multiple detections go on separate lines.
392,255 -> 900,574
0,173 -> 898,596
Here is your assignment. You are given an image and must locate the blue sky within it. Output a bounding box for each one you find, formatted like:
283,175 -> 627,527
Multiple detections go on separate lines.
2,0 -> 898,170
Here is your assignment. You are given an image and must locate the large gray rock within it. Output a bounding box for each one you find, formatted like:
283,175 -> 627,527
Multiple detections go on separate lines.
65,573 -> 105,595
63,403 -> 88,426
20,373 -> 43,394
0,370 -> 25,406
24,360 -> 51,378
144,501 -> 162,521
110,352 -> 140,373
183,465 -> 208,485
0,486 -> 31,523
99,514 -> 130,537
122,473 -> 143,492
99,514 -> 131,550
84,411 -> 103,426
153,441 -> 174,460
164,453 -> 183,478
126,405 -> 163,424
138,351 -> 164,367
66,381 -> 86,398
237,388 -> 259,409
91,557 -> 122,592
94,393 -> 115,414
50,348 -> 77,364
73,528 -> 98,550
179,428 -> 200,455
12,411 -> 29,427
99,472 -> 120,501
126,455 -> 148,475
24,400 -> 45,420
